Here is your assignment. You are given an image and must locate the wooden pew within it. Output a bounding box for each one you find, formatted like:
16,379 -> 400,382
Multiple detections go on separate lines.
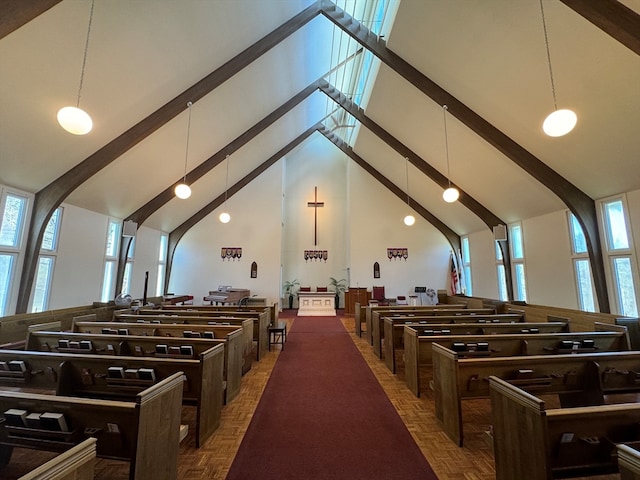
407,327 -> 629,396
154,303 -> 278,326
369,307 -> 498,349
373,312 -> 527,359
431,336 -> 633,447
73,320 -> 253,376
490,375 -> 640,480
383,318 -> 569,373
0,346 -> 224,448
25,330 -> 242,405
356,304 -> 470,341
16,437 -> 97,480
115,311 -> 270,362
617,444 -> 640,480
0,372 -> 184,480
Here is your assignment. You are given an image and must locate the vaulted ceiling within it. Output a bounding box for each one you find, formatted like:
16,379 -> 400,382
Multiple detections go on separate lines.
1,0 -> 639,307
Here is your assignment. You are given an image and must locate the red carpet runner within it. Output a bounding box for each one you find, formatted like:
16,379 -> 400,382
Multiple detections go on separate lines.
226,316 -> 438,479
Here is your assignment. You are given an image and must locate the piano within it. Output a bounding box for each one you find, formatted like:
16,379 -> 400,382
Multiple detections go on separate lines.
203,286 -> 250,305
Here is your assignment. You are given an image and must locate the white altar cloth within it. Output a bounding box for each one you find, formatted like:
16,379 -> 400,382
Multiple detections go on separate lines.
297,292 -> 336,316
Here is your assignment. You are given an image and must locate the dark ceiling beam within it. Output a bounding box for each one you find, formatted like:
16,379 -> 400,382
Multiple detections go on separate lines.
165,125 -> 319,292
319,80 -> 514,300
115,81 -> 322,294
559,0 -> 640,56
317,126 -> 461,254
15,1 -> 324,313
319,0 -> 608,311
0,0 -> 62,40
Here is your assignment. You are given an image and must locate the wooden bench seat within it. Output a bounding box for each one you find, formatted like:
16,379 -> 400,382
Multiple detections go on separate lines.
407,327 -> 629,397
25,330 -> 242,405
354,303 -> 469,338
115,311 -> 270,362
0,372 -> 184,480
0,346 -> 223,448
16,437 -> 97,480
490,374 -> 640,479
383,319 -> 569,373
372,311 -> 521,354
431,339 -> 634,447
73,320 -> 253,376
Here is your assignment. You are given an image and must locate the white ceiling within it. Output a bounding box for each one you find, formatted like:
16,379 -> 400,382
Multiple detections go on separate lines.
1,0 -> 639,236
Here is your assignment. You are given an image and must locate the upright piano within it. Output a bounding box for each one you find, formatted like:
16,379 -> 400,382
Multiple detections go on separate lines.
203,286 -> 250,305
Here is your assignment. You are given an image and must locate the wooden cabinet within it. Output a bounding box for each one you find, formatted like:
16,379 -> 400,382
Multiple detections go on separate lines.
344,288 -> 370,314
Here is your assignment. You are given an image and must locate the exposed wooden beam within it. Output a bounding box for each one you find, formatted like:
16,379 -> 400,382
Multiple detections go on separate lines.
0,0 -> 62,40
115,81 -> 322,293
165,125 -> 319,292
560,0 -> 640,55
317,126 -> 461,254
319,0 -> 608,311
16,2 -> 324,312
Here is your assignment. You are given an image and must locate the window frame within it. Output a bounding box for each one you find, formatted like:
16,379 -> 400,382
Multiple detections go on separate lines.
567,211 -> 597,312
30,206 -> 64,313
508,222 -> 527,302
0,186 -> 33,316
101,218 -> 122,302
597,195 -> 639,316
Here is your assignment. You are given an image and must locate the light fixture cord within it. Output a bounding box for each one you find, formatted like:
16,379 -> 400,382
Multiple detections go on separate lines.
443,105 -> 452,188
405,157 -> 410,207
76,0 -> 95,108
183,102 -> 193,183
539,0 -> 558,110
224,154 -> 230,206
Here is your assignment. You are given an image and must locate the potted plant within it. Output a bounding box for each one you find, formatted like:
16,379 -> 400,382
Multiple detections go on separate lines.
283,279 -> 300,310
329,277 -> 347,309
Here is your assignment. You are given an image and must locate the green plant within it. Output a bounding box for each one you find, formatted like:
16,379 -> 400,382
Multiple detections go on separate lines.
329,277 -> 347,308
283,279 -> 300,309
283,279 -> 300,296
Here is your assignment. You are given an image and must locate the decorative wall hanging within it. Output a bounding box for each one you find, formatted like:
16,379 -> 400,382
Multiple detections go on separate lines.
304,250 -> 328,262
221,247 -> 242,261
387,248 -> 408,261
373,262 -> 380,279
250,261 -> 257,278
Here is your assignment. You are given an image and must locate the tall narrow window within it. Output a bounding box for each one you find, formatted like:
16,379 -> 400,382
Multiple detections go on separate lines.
461,236 -> 472,296
509,223 -> 527,302
101,219 -> 121,302
31,207 -> 63,312
0,191 -> 29,316
156,233 -> 168,296
568,212 -> 596,312
122,237 -> 135,295
495,242 -> 508,301
601,198 -> 638,316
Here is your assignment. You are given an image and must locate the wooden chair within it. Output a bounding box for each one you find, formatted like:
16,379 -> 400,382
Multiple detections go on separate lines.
316,286 -> 328,292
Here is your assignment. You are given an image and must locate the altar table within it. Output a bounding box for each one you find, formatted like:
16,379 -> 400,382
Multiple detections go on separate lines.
297,292 -> 336,316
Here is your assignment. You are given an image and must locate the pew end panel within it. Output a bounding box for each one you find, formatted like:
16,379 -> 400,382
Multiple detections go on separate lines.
618,444 -> 640,480
432,343 -> 464,446
17,437 -> 97,480
403,326 -> 421,397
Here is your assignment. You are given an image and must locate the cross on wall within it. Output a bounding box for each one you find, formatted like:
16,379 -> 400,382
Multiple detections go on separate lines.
307,186 -> 324,246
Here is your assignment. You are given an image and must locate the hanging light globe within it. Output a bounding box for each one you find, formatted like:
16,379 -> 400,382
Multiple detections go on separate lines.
443,187 -> 460,203
219,212 -> 231,223
174,183 -> 191,199
57,106 -> 93,135
543,109 -> 577,137
403,214 -> 415,226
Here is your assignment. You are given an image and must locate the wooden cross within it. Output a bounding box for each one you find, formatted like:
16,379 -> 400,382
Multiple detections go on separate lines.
307,186 -> 324,246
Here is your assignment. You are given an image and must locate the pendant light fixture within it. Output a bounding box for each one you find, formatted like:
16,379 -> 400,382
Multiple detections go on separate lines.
441,105 -> 460,203
57,0 -> 95,135
539,0 -> 577,137
219,155 -> 231,223
403,157 -> 415,226
175,101 -> 193,200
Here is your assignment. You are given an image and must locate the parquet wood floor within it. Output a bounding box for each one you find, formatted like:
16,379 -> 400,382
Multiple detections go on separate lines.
2,313 -> 621,479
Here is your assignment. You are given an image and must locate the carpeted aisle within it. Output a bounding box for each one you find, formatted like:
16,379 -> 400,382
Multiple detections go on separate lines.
226,316 -> 438,479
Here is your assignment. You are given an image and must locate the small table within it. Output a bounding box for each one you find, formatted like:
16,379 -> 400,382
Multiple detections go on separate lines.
268,321 -> 287,351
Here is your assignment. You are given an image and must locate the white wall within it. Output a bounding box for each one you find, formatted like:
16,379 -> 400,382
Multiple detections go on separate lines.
522,210 -> 578,309
169,161 -> 284,305
348,162 -> 451,299
49,204 -> 108,309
